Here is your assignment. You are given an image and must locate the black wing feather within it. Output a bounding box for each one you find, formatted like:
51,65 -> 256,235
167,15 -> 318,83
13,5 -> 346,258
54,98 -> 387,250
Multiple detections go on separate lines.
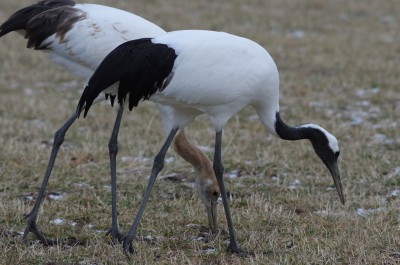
77,38 -> 177,118
25,6 -> 85,49
0,0 -> 75,38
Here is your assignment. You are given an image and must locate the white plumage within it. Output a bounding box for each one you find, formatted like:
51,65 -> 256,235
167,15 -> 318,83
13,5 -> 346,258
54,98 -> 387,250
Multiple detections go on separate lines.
0,0 -> 219,246
151,31 -> 279,132
78,29 -> 345,255
42,4 -> 165,78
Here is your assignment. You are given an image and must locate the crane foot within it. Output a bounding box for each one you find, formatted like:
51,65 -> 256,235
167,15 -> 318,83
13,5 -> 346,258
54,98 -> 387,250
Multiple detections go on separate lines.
228,243 -> 255,257
122,235 -> 135,255
23,218 -> 84,246
106,228 -> 124,244
23,219 -> 59,246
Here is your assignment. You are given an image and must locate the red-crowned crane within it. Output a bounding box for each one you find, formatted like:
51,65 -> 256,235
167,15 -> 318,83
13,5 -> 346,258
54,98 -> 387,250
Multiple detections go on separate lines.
77,30 -> 345,256
0,1 -> 219,245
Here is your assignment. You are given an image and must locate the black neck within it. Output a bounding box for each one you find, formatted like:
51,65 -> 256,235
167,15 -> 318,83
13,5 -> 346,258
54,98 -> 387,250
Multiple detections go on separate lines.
275,112 -> 309,141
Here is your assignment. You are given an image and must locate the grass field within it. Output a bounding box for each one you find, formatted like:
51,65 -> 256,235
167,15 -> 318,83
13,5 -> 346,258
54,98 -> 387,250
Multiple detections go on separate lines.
0,0 -> 399,264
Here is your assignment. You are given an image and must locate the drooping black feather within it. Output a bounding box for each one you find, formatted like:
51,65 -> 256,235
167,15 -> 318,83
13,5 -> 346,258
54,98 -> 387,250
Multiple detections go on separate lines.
110,95 -> 116,107
25,6 -> 85,49
77,38 -> 177,118
0,0 -> 75,38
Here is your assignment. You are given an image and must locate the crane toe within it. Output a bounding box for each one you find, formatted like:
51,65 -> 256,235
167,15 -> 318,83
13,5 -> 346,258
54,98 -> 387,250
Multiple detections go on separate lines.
228,244 -> 255,257
122,235 -> 135,255
24,219 -> 85,246
23,219 -> 58,246
106,228 -> 124,244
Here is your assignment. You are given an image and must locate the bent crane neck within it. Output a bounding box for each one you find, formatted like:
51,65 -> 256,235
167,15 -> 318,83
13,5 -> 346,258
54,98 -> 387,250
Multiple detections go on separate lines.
274,112 -> 309,141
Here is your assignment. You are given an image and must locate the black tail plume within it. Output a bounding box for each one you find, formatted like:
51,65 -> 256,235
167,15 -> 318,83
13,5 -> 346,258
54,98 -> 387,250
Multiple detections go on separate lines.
0,0 -> 75,38
76,38 -> 177,118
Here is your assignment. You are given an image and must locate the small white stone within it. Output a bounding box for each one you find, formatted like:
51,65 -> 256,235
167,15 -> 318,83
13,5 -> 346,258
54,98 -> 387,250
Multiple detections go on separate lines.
289,179 -> 300,191
50,218 -> 64,225
48,193 -> 64,201
165,157 -> 175,164
356,207 -> 383,217
391,189 -> 400,197
24,195 -> 34,201
198,145 -> 213,152
227,170 -> 239,179
204,248 -> 217,255
288,30 -> 305,39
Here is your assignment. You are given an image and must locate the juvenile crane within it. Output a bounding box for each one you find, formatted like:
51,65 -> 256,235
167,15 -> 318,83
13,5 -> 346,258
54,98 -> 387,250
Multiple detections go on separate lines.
0,1 -> 219,245
77,30 -> 345,255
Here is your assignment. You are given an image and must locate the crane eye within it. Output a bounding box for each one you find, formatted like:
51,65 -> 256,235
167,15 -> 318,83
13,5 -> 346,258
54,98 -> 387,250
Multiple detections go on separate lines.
335,151 -> 340,159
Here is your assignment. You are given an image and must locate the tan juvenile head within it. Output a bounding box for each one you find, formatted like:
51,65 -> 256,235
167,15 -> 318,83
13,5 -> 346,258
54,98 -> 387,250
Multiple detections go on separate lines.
173,129 -> 220,234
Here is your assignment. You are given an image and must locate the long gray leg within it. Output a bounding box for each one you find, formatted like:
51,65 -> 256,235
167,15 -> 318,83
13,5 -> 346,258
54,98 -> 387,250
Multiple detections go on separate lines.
23,111 -> 79,245
106,106 -> 125,244
213,131 -> 252,256
123,127 -> 179,254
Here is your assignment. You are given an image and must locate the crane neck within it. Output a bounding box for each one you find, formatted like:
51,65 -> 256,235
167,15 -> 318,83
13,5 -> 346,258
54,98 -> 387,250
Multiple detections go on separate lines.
274,112 -> 310,141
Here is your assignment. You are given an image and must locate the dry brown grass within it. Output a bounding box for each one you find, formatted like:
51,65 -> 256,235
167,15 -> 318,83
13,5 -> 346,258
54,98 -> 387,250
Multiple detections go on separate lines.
0,0 -> 399,264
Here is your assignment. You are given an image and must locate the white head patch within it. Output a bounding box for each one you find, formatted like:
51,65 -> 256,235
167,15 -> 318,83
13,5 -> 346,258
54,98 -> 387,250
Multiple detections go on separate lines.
300,124 -> 340,153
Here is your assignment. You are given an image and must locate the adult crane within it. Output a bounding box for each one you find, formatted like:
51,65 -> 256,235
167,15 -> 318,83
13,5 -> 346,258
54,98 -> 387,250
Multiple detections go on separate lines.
0,0 -> 219,245
77,30 -> 345,256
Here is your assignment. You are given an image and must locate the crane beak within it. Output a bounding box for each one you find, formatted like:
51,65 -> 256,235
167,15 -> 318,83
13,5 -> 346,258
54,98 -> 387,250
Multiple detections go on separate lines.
328,162 -> 345,205
206,198 -> 218,234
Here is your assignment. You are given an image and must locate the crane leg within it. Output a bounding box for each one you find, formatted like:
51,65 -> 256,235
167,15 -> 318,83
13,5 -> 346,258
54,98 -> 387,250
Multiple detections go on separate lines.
23,111 -> 79,245
213,131 -> 253,257
122,127 -> 179,254
106,105 -> 125,244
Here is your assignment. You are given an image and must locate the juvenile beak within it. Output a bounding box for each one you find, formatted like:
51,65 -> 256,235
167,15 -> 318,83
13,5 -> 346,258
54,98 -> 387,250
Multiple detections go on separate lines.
328,162 -> 345,205
206,198 -> 218,234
